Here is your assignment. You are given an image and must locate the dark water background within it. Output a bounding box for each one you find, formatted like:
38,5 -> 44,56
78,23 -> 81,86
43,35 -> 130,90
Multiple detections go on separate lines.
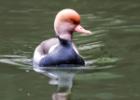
0,0 -> 140,100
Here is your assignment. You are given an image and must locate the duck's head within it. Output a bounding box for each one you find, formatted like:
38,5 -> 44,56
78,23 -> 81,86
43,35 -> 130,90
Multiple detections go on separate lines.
54,9 -> 92,40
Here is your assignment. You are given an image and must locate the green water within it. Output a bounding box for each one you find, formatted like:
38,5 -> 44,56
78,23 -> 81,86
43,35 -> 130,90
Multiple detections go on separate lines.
0,0 -> 140,100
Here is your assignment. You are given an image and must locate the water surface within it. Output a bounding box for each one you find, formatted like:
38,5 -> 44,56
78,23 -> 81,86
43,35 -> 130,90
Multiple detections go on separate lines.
0,0 -> 140,100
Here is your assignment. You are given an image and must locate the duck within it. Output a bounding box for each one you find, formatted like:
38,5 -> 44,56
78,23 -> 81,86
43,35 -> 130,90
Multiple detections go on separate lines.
33,9 -> 92,67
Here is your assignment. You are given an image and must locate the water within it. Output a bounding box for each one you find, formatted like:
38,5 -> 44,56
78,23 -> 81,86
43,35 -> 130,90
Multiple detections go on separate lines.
0,0 -> 140,100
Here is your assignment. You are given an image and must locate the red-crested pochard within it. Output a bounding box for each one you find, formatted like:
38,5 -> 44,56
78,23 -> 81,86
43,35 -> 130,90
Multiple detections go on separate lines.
33,9 -> 92,67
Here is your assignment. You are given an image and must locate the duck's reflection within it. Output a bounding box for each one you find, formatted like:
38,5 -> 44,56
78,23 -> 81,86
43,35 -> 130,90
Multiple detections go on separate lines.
52,92 -> 71,100
52,72 -> 74,100
33,67 -> 77,100
33,64 -> 115,100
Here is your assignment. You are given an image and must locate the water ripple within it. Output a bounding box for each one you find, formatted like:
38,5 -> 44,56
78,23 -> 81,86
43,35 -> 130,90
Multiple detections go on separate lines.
79,41 -> 104,51
0,54 -> 119,74
0,55 -> 32,70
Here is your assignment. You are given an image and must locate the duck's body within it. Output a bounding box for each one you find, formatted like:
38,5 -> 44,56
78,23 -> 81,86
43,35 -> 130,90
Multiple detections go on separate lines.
39,37 -> 84,67
33,9 -> 91,67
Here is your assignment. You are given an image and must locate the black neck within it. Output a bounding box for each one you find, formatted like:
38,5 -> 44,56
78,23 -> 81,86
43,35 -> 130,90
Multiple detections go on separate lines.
57,36 -> 72,46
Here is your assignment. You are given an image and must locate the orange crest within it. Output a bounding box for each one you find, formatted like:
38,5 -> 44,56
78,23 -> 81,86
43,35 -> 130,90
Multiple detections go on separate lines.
56,9 -> 80,25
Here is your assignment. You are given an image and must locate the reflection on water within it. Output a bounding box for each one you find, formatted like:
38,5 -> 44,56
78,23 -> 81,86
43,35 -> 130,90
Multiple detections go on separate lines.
35,68 -> 75,100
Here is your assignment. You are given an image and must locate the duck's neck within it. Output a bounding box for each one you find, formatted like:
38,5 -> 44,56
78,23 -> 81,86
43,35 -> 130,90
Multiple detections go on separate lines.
56,31 -> 73,41
57,36 -> 72,46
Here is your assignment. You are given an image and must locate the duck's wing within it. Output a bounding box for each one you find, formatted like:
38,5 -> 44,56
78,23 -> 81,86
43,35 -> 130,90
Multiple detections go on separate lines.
33,38 -> 59,65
